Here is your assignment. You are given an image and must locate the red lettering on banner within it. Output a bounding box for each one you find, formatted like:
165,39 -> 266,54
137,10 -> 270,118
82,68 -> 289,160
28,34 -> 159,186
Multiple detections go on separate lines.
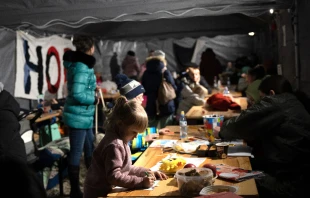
46,46 -> 61,94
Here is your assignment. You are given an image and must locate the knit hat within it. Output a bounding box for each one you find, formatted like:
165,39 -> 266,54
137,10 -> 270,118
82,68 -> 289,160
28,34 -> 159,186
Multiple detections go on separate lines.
115,74 -> 145,100
153,50 -> 165,58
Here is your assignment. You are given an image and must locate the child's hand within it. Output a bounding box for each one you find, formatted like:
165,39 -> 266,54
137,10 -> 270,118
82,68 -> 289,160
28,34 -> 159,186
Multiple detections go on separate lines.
142,175 -> 155,188
158,128 -> 171,135
152,171 -> 169,180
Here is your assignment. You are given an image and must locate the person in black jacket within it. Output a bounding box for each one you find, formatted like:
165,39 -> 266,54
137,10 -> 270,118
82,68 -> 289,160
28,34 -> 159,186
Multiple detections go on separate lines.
0,83 -> 47,198
213,75 -> 310,198
141,51 -> 177,128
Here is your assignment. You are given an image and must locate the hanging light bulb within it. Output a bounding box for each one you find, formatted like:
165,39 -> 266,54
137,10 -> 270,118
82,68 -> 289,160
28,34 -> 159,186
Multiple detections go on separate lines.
270,9 -> 274,14
248,32 -> 255,36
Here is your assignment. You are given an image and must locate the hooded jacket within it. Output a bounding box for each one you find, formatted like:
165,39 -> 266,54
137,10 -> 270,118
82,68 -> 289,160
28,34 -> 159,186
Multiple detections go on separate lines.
0,89 -> 26,163
141,57 -> 177,117
219,93 -> 310,181
121,55 -> 140,78
176,85 -> 205,115
62,50 -> 97,129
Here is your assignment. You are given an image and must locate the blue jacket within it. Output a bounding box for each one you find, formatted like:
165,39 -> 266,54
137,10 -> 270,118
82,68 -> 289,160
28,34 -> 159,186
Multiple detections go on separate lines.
63,51 -> 96,129
142,57 -> 177,117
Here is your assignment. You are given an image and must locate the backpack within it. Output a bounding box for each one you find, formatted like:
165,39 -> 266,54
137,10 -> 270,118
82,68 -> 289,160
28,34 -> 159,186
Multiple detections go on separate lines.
157,75 -> 176,105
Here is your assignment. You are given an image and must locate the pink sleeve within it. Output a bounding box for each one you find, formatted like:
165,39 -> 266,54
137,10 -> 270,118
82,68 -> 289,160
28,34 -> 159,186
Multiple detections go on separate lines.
104,144 -> 145,188
129,165 -> 150,177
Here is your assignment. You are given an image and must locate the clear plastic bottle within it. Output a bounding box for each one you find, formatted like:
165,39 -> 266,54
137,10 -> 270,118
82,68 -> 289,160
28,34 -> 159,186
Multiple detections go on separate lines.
223,86 -> 230,95
227,77 -> 231,88
217,80 -> 222,89
213,76 -> 218,89
179,111 -> 188,140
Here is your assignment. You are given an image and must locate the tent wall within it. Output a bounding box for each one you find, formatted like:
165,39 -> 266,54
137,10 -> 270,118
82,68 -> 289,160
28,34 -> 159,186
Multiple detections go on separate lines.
297,0 -> 310,95
276,1 -> 310,96
277,10 -> 296,87
94,35 -> 253,80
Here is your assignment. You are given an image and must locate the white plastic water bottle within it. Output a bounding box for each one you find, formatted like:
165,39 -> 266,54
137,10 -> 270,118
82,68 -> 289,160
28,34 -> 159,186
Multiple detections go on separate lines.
213,76 -> 218,89
179,111 -> 188,140
223,86 -> 230,95
227,77 -> 231,88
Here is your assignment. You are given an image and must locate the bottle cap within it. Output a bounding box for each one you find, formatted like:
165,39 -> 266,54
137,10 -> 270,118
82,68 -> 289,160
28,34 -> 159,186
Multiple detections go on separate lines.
181,111 -> 184,115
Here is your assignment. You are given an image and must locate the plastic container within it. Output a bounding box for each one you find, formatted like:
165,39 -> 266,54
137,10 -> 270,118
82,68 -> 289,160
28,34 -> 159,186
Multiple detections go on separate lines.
175,167 -> 214,197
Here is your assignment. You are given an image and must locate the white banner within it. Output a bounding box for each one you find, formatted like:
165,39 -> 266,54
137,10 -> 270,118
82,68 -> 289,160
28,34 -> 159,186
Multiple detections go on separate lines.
15,31 -> 74,100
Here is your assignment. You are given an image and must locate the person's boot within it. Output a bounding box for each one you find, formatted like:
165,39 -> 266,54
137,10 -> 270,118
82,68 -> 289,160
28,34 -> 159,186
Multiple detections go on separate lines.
85,156 -> 92,169
68,165 -> 83,198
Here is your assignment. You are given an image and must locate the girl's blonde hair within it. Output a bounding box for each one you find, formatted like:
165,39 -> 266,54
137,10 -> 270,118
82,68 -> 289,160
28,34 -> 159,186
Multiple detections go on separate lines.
104,96 -> 148,134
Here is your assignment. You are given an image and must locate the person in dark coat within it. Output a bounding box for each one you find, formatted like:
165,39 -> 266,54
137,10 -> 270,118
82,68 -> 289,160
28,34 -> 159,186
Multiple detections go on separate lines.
199,48 -> 222,86
141,51 -> 177,128
0,83 -> 47,198
214,75 -> 310,198
110,52 -> 121,82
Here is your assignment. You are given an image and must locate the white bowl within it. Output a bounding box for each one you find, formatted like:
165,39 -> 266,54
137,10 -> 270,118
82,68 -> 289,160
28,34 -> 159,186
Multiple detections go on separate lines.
199,185 -> 238,195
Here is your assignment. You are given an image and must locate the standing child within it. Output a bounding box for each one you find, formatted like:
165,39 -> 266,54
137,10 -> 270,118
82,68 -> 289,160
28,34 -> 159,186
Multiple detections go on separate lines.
84,96 -> 168,198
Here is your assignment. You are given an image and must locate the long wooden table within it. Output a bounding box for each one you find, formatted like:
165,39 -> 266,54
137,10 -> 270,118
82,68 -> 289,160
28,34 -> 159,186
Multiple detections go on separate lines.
185,97 -> 247,124
108,125 -> 258,197
27,110 -> 62,123
209,87 -> 242,98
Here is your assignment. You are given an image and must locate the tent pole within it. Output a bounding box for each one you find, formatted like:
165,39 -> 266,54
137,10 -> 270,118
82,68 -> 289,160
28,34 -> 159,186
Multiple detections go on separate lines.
293,0 -> 300,90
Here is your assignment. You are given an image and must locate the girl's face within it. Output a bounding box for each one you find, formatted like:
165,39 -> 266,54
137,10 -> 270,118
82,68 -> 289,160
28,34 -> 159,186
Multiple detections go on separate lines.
133,93 -> 144,105
123,125 -> 140,143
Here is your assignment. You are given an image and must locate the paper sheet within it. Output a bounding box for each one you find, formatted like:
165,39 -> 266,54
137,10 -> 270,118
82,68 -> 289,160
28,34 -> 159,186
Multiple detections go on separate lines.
149,139 -> 177,148
113,180 -> 159,191
228,145 -> 254,158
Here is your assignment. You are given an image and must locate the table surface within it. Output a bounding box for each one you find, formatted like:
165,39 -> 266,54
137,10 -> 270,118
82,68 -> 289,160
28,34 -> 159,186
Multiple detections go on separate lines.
209,87 -> 242,98
186,97 -> 248,120
26,110 -> 62,123
107,125 -> 258,197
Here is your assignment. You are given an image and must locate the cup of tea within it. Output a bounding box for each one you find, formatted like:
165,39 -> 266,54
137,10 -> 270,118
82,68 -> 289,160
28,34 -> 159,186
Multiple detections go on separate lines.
215,142 -> 229,159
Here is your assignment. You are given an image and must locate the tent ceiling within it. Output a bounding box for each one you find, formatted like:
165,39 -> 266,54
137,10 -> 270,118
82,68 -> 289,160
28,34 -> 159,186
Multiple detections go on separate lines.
0,0 -> 293,39
39,14 -> 267,40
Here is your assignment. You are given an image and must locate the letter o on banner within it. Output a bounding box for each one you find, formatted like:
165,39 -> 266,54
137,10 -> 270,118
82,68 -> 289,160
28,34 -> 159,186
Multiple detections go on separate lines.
46,46 -> 61,94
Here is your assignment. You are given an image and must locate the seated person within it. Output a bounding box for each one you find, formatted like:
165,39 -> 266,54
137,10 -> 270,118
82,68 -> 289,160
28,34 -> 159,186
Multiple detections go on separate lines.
0,83 -> 47,198
213,75 -> 310,198
176,84 -> 209,116
175,63 -> 212,112
245,65 -> 267,107
84,97 -> 168,197
179,63 -> 212,94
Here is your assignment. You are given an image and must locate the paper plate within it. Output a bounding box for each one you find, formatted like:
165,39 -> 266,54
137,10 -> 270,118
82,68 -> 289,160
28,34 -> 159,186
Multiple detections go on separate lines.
199,185 -> 238,195
172,141 -> 200,154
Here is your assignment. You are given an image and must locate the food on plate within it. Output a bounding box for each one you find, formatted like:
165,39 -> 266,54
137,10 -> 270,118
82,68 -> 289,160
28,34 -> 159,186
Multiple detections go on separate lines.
184,163 -> 196,168
173,140 -> 200,153
159,157 -> 186,173
202,163 -> 217,176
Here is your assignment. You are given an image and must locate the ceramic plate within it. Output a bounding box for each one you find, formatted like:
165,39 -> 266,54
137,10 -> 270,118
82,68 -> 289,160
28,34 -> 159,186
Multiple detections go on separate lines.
199,185 -> 238,195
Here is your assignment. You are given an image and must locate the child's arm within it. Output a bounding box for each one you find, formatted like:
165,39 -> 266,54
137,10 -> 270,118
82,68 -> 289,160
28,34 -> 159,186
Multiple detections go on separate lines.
103,144 -> 149,188
128,165 -> 150,177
